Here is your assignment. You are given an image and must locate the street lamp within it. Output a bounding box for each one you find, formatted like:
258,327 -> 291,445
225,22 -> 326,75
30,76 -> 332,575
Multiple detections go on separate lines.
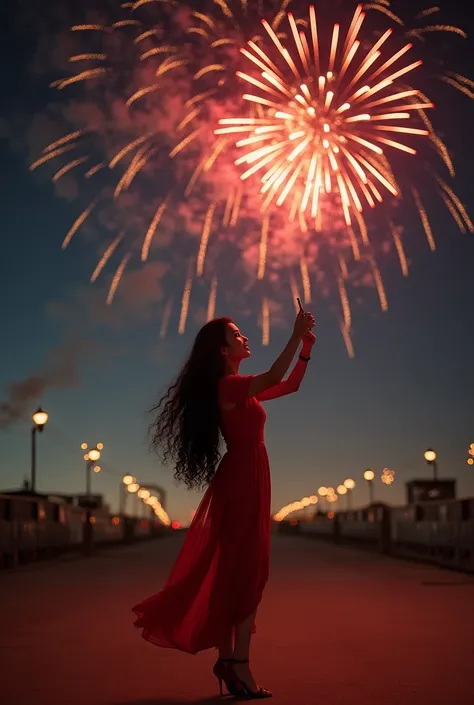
467,443 -> 474,466
424,448 -> 438,480
82,445 -> 101,499
31,407 -> 49,493
363,469 -> 375,504
343,478 -> 356,509
120,475 -> 136,515
337,483 -> 350,509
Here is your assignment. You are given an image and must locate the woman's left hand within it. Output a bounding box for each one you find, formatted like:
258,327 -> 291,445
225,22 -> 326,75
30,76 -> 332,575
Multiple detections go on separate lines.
302,330 -> 316,349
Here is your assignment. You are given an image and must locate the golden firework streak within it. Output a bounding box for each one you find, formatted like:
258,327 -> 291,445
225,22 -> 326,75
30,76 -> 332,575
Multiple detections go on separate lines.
126,84 -> 161,107
340,321 -> 355,359
170,129 -> 200,158
412,188 -> 436,251
338,275 -> 352,328
43,130 -> 84,153
217,5 -> 433,231
107,254 -> 132,305
62,203 -> 96,249
371,259 -> 388,311
207,276 -> 218,321
142,200 -> 167,261
391,227 -> 409,277
57,68 -> 107,90
52,156 -> 89,183
257,214 -> 270,279
178,275 -> 193,334
300,256 -> 311,303
437,179 -> 474,232
197,203 -> 216,276
30,144 -> 77,171
91,234 -> 124,282
289,271 -> 301,313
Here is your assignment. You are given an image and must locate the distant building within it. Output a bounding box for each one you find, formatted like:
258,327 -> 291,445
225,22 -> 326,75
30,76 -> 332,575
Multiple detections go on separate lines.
0,488 -> 109,512
405,479 -> 456,504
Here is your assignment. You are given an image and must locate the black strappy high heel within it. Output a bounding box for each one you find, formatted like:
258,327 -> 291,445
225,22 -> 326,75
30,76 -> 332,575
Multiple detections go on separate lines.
213,658 -> 245,697
228,659 -> 272,699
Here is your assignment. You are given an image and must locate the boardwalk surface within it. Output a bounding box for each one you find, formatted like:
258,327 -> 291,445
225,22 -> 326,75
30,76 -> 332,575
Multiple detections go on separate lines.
1,533 -> 474,705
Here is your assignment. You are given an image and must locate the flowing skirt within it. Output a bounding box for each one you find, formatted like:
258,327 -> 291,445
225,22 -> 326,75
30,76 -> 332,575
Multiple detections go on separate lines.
132,443 -> 271,654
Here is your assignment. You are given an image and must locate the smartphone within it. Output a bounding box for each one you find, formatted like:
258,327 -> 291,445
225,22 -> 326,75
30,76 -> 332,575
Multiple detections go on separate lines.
296,297 -> 304,313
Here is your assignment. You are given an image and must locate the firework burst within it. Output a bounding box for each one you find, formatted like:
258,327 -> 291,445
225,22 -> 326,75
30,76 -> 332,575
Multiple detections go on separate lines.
216,4 -> 434,227
29,0 -> 473,354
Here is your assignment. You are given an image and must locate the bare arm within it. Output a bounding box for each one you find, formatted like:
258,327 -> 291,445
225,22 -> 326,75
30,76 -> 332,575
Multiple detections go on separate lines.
256,332 -> 315,401
256,357 -> 308,401
247,312 -> 314,399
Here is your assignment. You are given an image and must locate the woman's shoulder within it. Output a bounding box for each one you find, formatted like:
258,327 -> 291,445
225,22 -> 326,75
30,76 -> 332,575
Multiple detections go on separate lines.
219,374 -> 255,403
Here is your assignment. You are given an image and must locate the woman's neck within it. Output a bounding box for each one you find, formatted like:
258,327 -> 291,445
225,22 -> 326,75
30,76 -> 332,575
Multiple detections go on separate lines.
225,357 -> 241,375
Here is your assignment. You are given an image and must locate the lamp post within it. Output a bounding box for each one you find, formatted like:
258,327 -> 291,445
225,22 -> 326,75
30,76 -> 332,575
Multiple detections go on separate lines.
121,475 -> 136,515
468,443 -> 474,466
126,481 -> 140,517
318,486 -> 328,513
343,478 -> 356,509
31,408 -> 48,493
424,449 -> 438,481
138,488 -> 151,517
363,469 -> 375,504
83,445 -> 101,499
336,484 -> 348,508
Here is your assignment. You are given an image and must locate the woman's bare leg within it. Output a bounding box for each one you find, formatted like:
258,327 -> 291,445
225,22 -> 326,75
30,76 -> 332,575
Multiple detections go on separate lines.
218,630 -> 233,660
232,610 -> 259,691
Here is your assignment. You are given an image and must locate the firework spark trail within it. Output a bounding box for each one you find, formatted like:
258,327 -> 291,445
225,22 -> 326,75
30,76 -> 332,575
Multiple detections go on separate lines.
91,234 -> 124,282
141,200 -> 167,261
289,271 -> 300,313
338,275 -> 352,328
217,5 -> 434,234
299,256 -> 311,304
371,258 -> 388,311
257,213 -> 270,279
412,188 -> 436,251
391,227 -> 409,277
207,276 -> 218,321
196,203 -> 217,276
178,274 -> 193,334
107,254 -> 132,305
29,0 -> 473,358
340,320 -> 355,358
62,203 -> 96,249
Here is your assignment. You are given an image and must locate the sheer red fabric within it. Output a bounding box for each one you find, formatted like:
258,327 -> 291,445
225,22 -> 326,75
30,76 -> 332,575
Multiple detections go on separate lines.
132,365 -> 306,654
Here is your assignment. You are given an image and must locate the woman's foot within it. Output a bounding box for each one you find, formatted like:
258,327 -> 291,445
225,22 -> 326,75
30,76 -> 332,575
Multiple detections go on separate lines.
213,658 -> 245,697
232,660 -> 259,692
230,659 -> 272,698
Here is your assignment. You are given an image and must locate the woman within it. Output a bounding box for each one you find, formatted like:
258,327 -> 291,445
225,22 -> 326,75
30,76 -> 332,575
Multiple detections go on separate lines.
132,309 -> 315,699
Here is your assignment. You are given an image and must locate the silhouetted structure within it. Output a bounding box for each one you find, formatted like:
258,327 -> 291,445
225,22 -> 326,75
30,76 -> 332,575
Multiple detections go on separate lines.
405,479 -> 456,503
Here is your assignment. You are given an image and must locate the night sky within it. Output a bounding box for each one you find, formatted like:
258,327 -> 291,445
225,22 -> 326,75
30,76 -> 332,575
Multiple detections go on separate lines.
1,0 -> 473,525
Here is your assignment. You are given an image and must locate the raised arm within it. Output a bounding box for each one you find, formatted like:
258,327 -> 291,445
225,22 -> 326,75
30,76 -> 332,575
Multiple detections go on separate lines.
247,311 -> 315,399
219,312 -> 315,407
256,331 -> 315,401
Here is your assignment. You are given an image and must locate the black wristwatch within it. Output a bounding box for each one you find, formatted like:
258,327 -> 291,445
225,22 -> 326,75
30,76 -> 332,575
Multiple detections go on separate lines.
299,354 -> 311,362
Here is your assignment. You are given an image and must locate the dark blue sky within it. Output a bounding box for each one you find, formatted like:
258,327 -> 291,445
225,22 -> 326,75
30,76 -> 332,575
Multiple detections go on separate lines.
1,1 -> 473,524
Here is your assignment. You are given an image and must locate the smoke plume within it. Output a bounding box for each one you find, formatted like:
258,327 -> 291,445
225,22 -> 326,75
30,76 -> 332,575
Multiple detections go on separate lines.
0,336 -> 84,429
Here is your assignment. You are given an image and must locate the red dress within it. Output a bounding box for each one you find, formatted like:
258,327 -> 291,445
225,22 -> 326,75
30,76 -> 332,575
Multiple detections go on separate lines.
132,365 -> 306,654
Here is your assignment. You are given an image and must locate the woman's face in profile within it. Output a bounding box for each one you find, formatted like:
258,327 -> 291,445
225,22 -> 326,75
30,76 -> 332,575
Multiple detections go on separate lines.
224,322 -> 251,360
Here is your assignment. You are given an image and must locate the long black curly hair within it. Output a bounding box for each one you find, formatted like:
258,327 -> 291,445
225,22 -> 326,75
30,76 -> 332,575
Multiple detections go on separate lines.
149,317 -> 232,491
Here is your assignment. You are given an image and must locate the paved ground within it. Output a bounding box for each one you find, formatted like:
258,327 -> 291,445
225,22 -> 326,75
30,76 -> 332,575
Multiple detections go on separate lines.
1,533 -> 474,705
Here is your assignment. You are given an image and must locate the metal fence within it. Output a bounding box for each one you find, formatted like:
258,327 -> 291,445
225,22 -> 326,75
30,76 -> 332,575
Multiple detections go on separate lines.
279,497 -> 474,574
0,493 -> 170,569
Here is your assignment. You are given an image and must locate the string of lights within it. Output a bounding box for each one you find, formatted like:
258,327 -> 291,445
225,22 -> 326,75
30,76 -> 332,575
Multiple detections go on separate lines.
273,468 -> 396,521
